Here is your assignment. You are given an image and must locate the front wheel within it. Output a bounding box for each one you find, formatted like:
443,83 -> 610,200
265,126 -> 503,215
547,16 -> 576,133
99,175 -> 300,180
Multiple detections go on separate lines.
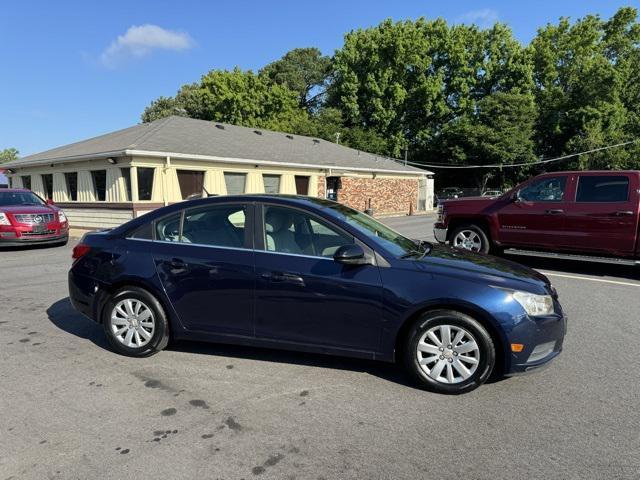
450,224 -> 490,254
102,287 -> 169,357
403,310 -> 495,394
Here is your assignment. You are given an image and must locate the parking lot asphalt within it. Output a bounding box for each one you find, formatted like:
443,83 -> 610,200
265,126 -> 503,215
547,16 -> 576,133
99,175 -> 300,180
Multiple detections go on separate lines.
1,215 -> 639,480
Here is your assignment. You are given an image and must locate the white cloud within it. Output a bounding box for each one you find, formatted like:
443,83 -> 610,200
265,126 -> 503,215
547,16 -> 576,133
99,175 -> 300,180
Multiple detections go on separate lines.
458,9 -> 500,28
100,24 -> 194,67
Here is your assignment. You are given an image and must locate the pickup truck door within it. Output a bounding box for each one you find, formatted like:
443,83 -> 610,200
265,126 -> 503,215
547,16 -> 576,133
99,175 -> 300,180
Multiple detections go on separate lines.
496,175 -> 572,248
563,173 -> 639,256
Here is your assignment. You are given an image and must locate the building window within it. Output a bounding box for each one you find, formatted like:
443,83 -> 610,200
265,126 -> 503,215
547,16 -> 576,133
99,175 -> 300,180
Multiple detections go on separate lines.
21,175 -> 31,190
120,168 -> 132,202
42,174 -> 53,200
91,170 -> 107,201
65,172 -> 78,201
177,170 -> 205,200
263,174 -> 281,194
295,175 -> 309,195
224,172 -> 246,195
137,167 -> 155,201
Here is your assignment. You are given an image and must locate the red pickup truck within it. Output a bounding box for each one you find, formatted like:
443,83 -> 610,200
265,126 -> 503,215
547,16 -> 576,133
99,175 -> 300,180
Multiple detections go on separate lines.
434,171 -> 640,264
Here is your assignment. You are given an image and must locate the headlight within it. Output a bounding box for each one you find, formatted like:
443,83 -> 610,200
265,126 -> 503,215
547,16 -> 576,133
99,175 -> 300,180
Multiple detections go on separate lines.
58,211 -> 67,223
0,213 -> 10,226
512,291 -> 554,316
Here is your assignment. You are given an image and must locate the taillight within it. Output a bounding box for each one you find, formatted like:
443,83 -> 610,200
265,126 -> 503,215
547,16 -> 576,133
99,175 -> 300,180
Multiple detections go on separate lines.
72,244 -> 91,262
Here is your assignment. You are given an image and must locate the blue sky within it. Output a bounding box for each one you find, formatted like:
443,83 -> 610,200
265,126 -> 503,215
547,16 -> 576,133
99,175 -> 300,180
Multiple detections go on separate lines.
1,0 -> 636,156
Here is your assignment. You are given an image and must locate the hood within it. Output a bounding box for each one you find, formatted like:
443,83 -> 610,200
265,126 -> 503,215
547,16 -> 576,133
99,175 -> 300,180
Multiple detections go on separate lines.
1,204 -> 57,215
441,196 -> 500,212
417,244 -> 551,291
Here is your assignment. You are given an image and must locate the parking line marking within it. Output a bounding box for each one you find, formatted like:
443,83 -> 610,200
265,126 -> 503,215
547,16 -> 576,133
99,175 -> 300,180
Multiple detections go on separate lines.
539,271 -> 640,288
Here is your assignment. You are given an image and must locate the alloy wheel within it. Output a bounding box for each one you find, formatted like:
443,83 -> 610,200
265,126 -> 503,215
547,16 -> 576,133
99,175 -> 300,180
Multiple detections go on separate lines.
453,229 -> 483,252
416,324 -> 480,384
110,299 -> 155,348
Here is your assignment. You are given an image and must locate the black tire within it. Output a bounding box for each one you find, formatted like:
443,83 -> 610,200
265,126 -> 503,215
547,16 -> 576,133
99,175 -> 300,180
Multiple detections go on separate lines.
102,286 -> 170,357
449,224 -> 491,254
402,310 -> 495,394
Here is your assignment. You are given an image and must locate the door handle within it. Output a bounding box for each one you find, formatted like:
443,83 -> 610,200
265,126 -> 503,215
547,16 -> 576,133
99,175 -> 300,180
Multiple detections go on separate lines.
168,258 -> 187,269
545,209 -> 564,215
614,210 -> 634,216
261,271 -> 305,286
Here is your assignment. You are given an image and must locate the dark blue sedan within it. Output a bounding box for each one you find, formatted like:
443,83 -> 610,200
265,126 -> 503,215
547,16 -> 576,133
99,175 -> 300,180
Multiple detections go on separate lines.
69,195 -> 566,394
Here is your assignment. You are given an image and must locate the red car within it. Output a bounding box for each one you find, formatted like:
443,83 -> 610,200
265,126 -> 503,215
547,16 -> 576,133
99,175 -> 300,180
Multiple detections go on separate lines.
0,189 -> 69,247
434,171 -> 640,264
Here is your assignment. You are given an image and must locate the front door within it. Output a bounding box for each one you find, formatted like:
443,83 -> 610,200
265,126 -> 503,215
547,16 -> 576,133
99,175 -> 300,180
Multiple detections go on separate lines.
254,204 -> 384,352
153,203 -> 255,335
497,175 -> 571,248
564,174 -> 639,255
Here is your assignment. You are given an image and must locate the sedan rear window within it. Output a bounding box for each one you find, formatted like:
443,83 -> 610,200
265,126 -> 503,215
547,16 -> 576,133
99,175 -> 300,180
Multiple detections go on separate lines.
576,176 -> 630,202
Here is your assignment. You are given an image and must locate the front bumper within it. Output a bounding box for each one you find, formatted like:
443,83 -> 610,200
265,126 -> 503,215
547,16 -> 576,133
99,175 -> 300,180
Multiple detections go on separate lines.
505,310 -> 567,375
433,225 -> 448,243
0,232 -> 68,247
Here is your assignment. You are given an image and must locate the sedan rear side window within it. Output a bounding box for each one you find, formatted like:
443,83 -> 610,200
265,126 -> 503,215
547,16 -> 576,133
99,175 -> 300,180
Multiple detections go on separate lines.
181,205 -> 246,248
576,176 -> 630,202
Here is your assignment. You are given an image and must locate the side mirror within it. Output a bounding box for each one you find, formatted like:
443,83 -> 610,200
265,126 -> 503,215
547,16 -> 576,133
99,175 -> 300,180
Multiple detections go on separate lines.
333,244 -> 368,265
46,198 -> 55,205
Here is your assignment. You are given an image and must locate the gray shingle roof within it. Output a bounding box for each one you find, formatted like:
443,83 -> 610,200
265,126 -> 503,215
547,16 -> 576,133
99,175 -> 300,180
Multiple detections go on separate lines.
6,116 -> 428,175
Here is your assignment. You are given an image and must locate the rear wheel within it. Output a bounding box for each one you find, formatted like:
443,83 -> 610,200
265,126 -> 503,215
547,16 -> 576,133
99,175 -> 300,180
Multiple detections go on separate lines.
403,310 -> 495,394
450,224 -> 490,254
102,287 -> 169,357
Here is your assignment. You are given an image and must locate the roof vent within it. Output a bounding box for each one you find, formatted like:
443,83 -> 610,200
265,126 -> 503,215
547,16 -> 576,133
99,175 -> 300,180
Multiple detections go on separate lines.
286,134 -> 294,140
215,124 -> 225,130
254,130 -> 263,135
313,139 -> 320,144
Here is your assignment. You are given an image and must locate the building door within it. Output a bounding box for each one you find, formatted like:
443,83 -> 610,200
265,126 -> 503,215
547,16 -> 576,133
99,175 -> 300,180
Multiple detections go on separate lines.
295,176 -> 309,195
326,177 -> 341,201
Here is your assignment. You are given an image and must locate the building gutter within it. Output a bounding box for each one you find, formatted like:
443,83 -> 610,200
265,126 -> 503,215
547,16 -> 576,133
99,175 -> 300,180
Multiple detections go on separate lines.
3,148 -> 432,176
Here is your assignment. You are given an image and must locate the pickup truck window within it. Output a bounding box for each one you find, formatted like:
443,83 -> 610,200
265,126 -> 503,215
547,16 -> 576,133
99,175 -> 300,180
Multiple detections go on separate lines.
519,177 -> 567,202
576,176 -> 630,202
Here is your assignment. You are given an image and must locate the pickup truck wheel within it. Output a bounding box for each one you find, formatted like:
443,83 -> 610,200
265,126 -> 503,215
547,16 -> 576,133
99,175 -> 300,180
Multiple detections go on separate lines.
450,225 -> 490,254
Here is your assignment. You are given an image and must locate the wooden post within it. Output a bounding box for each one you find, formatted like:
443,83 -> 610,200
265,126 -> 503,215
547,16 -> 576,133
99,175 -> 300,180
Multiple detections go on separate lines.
409,201 -> 414,216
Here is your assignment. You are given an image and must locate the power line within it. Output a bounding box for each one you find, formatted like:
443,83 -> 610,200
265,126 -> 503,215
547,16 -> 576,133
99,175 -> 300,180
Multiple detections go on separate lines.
405,139 -> 639,169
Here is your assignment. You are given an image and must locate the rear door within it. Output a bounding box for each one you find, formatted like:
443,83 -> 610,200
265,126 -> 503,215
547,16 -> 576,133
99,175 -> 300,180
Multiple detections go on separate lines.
563,173 -> 639,255
496,174 -> 572,248
152,203 -> 255,335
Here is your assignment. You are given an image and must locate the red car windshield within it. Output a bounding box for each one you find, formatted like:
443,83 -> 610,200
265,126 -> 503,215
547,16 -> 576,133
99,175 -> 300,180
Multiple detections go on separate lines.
0,191 -> 45,206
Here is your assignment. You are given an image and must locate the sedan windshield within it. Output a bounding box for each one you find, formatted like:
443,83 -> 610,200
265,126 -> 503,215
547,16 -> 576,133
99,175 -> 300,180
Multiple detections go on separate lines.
327,203 -> 429,258
0,191 -> 45,206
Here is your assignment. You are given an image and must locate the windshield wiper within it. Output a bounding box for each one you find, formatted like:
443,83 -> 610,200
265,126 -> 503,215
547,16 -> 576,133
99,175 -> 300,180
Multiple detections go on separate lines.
401,240 -> 432,259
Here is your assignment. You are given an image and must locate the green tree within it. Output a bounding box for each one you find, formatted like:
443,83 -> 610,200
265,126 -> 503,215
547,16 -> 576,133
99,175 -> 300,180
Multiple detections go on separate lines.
142,68 -> 307,132
260,48 -> 332,111
331,18 -> 532,159
530,8 -> 640,170
435,92 -> 537,186
0,148 -> 19,164
141,96 -> 185,123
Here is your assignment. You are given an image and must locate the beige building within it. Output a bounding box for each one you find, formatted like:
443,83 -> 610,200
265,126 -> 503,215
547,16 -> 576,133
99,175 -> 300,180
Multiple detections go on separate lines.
4,116 -> 433,231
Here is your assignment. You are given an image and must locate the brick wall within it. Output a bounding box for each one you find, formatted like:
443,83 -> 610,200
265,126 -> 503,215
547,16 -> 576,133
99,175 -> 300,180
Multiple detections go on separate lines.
336,177 -> 418,216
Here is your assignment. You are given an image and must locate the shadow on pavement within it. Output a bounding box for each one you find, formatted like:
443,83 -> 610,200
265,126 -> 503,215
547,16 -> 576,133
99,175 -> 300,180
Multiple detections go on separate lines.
47,297 -> 110,350
46,297 -> 435,390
